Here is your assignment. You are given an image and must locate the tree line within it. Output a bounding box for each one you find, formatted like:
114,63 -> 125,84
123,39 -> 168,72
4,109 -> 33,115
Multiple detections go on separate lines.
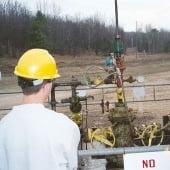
0,0 -> 170,58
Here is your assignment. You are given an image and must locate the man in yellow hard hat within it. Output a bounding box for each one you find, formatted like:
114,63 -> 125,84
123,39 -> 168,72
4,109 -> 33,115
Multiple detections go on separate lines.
0,49 -> 80,170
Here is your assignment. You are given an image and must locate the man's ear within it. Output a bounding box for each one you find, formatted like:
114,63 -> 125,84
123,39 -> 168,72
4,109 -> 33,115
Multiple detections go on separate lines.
43,82 -> 52,92
42,83 -> 52,100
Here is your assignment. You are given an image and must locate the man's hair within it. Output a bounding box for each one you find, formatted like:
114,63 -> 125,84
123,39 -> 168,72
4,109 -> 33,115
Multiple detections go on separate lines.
17,76 -> 44,95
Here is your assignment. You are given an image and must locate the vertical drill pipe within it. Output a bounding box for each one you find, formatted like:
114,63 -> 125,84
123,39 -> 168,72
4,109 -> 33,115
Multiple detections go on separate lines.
115,0 -> 119,34
51,85 -> 56,111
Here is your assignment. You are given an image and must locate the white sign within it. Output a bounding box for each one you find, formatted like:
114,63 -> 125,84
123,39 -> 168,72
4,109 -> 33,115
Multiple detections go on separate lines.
133,87 -> 145,98
76,90 -> 86,97
137,76 -> 144,83
124,151 -> 170,170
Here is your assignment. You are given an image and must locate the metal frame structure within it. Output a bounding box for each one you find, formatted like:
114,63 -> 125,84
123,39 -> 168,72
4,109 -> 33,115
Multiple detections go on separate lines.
1,83 -> 170,112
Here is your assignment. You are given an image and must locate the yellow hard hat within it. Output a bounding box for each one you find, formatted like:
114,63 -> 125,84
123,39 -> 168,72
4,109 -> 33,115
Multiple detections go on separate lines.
14,49 -> 60,79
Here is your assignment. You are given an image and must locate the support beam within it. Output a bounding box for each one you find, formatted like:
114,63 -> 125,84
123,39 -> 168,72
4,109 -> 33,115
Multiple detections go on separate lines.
78,145 -> 170,157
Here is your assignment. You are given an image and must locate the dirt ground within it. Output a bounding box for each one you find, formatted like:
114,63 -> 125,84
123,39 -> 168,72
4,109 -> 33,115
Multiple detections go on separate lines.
1,52 -> 170,128
1,52 -> 170,169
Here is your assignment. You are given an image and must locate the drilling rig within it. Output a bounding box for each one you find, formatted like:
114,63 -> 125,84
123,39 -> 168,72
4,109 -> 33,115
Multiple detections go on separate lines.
82,0 -> 137,167
84,0 -> 136,147
107,0 -> 136,148
102,0 -> 136,167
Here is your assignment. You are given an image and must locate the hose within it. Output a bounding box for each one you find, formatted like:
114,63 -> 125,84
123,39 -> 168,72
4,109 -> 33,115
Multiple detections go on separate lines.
82,65 -> 116,88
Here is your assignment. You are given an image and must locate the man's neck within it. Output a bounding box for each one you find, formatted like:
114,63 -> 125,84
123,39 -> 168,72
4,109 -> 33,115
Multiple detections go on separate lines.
23,93 -> 44,104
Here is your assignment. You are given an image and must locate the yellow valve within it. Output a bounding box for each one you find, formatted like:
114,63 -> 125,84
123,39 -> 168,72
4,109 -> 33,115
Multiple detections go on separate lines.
134,123 -> 164,146
87,127 -> 115,148
116,87 -> 124,102
71,113 -> 82,126
93,76 -> 103,86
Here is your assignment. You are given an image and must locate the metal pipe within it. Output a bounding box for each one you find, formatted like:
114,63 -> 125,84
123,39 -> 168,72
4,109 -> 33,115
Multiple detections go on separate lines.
114,0 -> 119,34
78,145 -> 170,157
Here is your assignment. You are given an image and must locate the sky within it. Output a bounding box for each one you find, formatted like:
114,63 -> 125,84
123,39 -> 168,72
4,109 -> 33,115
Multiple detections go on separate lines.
15,0 -> 170,32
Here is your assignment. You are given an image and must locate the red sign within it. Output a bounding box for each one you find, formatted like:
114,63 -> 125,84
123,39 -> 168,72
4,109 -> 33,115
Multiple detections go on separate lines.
142,159 -> 155,168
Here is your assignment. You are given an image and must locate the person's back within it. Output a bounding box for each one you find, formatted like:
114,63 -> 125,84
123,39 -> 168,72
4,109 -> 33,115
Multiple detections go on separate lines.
0,49 -> 80,170
0,104 -> 80,170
